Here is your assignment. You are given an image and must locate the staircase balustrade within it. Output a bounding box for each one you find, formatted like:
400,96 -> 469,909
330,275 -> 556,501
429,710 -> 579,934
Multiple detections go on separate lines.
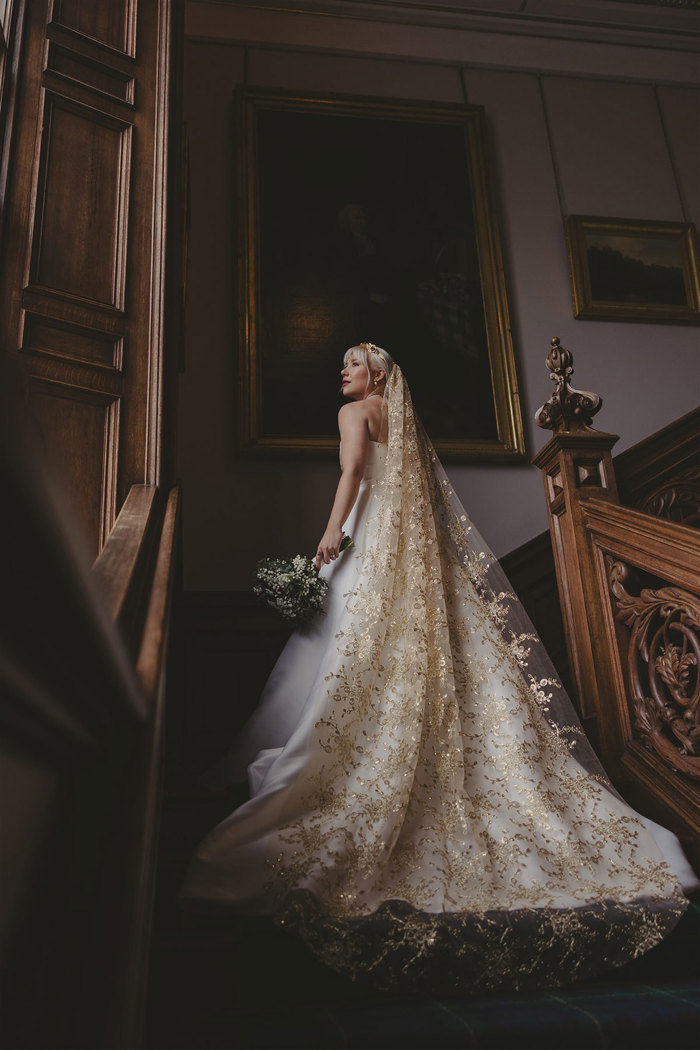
0,349 -> 180,1048
534,338 -> 700,852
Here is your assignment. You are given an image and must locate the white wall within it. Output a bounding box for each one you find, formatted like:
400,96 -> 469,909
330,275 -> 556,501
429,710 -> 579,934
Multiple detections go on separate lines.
179,21 -> 700,591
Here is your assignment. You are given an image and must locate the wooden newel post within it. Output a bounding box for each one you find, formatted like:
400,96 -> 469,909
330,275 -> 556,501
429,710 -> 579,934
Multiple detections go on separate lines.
532,339 -> 623,749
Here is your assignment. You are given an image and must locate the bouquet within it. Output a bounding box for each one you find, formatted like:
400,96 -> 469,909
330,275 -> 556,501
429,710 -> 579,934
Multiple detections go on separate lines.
254,535 -> 354,624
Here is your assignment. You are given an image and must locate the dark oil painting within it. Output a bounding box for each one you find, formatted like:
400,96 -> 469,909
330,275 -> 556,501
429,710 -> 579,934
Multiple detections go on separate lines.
255,106 -> 498,445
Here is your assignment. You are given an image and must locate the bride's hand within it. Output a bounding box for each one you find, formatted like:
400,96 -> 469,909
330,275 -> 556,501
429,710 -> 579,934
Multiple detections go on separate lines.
315,525 -> 344,569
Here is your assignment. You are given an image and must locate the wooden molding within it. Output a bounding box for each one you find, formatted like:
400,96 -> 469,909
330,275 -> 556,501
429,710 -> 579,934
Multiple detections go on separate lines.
50,0 -> 138,58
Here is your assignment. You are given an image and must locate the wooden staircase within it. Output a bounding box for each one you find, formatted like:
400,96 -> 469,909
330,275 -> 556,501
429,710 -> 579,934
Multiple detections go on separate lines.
531,339 -> 700,862
144,343 -> 700,1049
0,357 -> 180,1050
501,399 -> 700,726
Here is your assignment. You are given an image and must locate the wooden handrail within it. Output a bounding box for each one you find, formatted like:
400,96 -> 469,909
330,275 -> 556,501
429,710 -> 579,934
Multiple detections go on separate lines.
76,485 -> 181,1050
137,487 -> 180,698
582,497 -> 700,581
93,485 -> 159,631
615,405 -> 700,512
124,487 -> 181,1043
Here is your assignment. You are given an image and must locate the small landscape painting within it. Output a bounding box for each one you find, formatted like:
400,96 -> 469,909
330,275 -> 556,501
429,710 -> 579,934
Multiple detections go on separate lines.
565,216 -> 700,324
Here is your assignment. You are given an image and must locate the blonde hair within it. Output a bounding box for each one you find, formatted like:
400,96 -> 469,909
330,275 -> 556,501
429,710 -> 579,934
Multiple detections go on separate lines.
343,343 -> 394,396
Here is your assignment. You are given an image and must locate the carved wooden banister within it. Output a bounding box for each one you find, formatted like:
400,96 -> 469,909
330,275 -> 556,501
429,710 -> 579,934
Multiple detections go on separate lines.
533,339 -> 700,847
582,497 -> 700,840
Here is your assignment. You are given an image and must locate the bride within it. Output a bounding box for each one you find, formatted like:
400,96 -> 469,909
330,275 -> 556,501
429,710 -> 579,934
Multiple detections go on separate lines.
181,342 -> 697,992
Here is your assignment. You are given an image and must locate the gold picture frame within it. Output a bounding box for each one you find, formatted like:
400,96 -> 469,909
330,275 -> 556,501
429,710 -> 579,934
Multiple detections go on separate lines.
565,215 -> 700,325
235,87 -> 525,461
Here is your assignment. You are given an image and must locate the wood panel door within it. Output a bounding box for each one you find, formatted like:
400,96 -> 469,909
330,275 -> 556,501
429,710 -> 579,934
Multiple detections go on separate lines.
0,0 -> 177,558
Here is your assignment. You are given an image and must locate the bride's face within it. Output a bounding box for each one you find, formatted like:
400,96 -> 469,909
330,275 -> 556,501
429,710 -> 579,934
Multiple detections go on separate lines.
341,356 -> 370,400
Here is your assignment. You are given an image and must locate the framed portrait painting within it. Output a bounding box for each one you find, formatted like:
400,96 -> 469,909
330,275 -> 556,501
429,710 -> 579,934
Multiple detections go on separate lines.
234,88 -> 525,461
565,215 -> 700,325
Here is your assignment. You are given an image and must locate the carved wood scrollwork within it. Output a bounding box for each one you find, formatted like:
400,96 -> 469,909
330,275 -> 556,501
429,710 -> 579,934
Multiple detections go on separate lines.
638,465 -> 700,528
608,559 -> 700,778
535,337 -> 603,432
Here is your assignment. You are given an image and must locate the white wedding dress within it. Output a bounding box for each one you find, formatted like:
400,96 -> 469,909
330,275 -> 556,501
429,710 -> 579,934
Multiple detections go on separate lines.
181,366 -> 697,992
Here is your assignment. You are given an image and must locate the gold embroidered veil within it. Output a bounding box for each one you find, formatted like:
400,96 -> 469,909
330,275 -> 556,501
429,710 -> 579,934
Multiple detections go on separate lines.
272,360 -> 687,991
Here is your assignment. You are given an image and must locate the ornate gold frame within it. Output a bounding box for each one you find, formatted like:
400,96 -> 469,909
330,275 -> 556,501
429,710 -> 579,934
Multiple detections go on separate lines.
234,87 -> 525,461
565,215 -> 700,325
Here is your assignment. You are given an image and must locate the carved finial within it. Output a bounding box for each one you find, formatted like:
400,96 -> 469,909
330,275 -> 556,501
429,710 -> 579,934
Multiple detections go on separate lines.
535,337 -> 603,432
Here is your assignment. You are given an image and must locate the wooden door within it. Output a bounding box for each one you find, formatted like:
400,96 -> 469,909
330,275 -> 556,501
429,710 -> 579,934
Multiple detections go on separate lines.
0,0 -> 177,557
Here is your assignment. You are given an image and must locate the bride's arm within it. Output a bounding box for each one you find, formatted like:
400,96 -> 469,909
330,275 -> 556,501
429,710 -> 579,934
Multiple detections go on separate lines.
314,404 -> 369,568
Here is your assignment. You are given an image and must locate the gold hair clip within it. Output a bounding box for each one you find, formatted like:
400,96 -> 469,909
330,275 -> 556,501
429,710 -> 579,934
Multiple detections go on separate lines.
360,342 -> 381,357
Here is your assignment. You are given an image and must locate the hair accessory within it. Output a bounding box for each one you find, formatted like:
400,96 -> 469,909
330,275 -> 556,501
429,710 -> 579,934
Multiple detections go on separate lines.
360,342 -> 381,358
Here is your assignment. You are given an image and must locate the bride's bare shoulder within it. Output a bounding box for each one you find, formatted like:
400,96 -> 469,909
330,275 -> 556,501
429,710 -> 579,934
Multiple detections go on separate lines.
338,398 -> 381,441
339,400 -> 370,421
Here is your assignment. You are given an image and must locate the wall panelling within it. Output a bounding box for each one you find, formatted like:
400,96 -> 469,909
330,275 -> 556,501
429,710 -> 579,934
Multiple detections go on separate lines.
50,0 -> 136,56
0,0 -> 177,555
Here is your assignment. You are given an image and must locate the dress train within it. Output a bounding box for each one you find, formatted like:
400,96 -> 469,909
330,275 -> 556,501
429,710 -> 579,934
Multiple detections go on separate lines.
181,369 -> 696,992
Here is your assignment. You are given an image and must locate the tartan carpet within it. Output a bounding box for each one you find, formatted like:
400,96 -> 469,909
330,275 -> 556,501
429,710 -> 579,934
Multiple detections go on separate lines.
146,894 -> 700,1049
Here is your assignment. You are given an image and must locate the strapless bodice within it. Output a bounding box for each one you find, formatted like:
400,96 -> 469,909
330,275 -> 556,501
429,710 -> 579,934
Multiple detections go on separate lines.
338,440 -> 387,482
363,440 -> 387,481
